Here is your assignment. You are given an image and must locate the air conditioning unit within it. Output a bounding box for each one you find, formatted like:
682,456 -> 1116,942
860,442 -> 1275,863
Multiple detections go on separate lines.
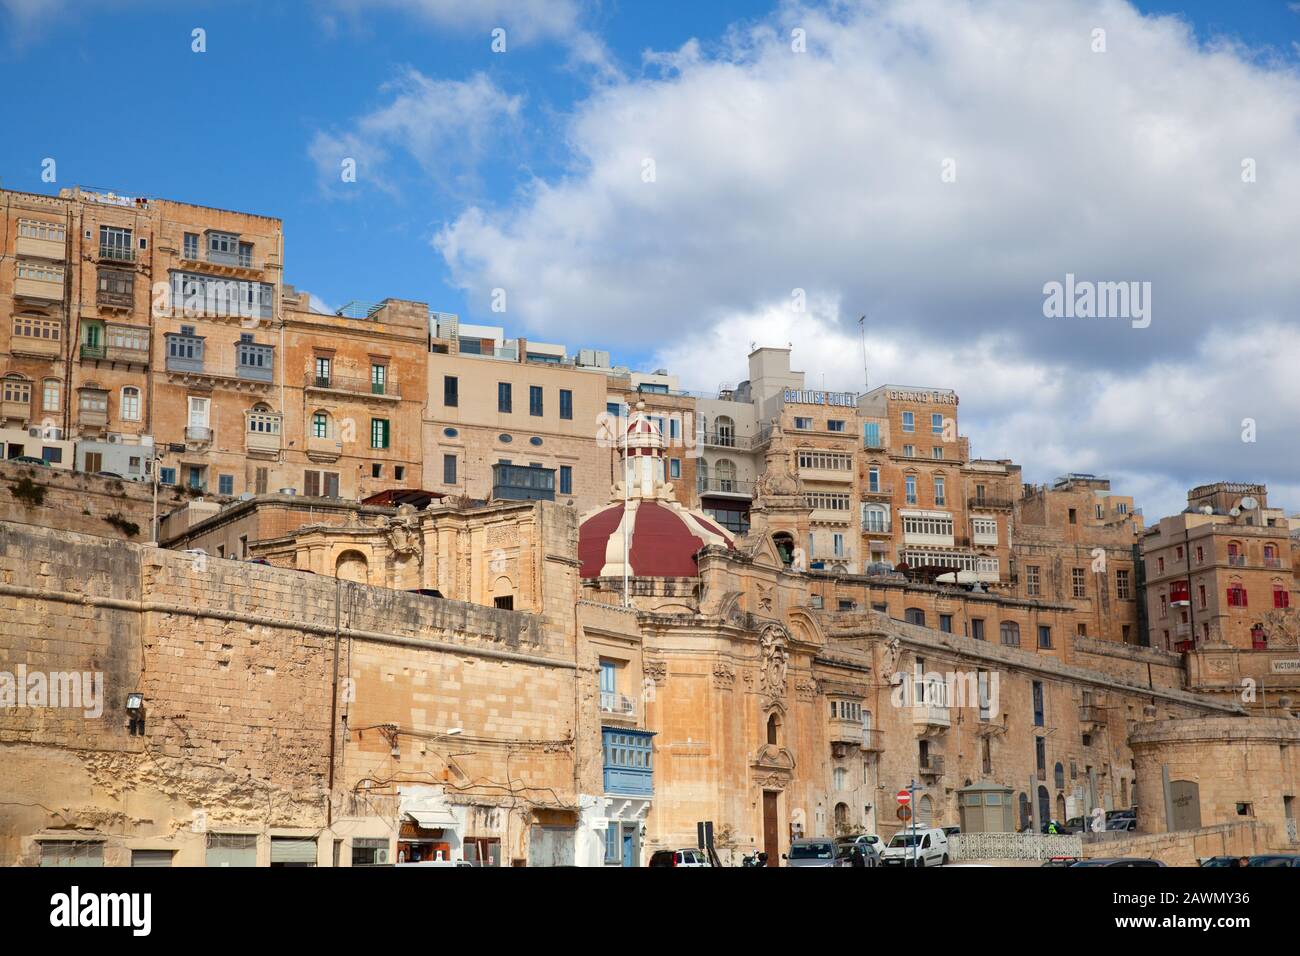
27,427 -> 40,438
278,487 -> 297,496
106,433 -> 123,444
374,848 -> 389,865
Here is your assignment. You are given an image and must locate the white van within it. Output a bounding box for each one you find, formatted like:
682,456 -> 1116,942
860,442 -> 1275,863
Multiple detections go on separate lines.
880,827 -> 949,867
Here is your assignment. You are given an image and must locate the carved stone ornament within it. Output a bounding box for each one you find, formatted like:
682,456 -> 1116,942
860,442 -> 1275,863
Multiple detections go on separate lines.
759,624 -> 790,700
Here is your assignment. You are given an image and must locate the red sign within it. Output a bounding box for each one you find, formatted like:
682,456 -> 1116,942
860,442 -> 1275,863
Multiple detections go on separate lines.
896,789 -> 911,805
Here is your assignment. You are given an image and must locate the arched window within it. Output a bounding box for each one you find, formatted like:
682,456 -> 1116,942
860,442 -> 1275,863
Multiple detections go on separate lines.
1054,762 -> 1065,789
766,713 -> 780,746
772,532 -> 794,567
833,802 -> 849,831
905,607 -> 926,626
311,410 -> 331,439
999,621 -> 1020,646
2,373 -> 32,407
863,504 -> 889,534
714,415 -> 735,447
715,458 -> 736,492
120,386 -> 141,422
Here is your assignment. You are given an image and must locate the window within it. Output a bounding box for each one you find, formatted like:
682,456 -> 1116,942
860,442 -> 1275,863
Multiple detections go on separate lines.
803,492 -> 850,512
40,841 -> 104,867
901,411 -> 915,432
18,219 -> 66,243
1026,565 -> 1041,596
560,465 -> 572,495
370,418 -> 390,449
796,450 -> 852,471
669,458 -> 681,479
314,356 -> 332,387
99,225 -> 132,259
1072,567 -> 1086,598
218,474 -> 234,496
16,260 -> 65,284
863,421 -> 881,447
971,618 -> 985,641
370,363 -> 387,395
939,614 -> 952,633
42,379 -> 60,412
794,417 -> 812,430
827,419 -> 845,432
160,467 -> 176,485
862,504 -> 889,533
187,396 -> 210,428
1226,585 -> 1248,608
1068,508 -> 1077,524
1198,583 -> 1208,608
351,838 -> 389,867
120,386 -> 141,421
444,376 -> 458,407
529,385 -> 543,416
443,454 -> 457,485
1000,621 -> 1020,646
1116,568 -> 1132,600
931,447 -> 944,460
303,470 -> 340,498
905,475 -> 917,505
493,595 -> 514,610
902,444 -> 915,458
312,412 -> 329,438
1032,682 -> 1044,726
867,467 -> 881,492
934,476 -> 945,506
1038,625 -> 1052,649
183,232 -> 198,258
900,514 -> 954,538
13,313 -> 62,342
206,833 -> 257,868
394,466 -> 405,481
498,382 -> 512,413
832,533 -> 845,557
905,608 -> 926,626
931,412 -> 943,435
3,375 -> 32,407
1274,585 -> 1290,609
559,389 -> 573,420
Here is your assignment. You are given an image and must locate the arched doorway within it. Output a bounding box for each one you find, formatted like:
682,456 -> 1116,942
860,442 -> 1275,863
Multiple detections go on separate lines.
833,802 -> 849,834
1018,792 -> 1031,831
1037,786 -> 1050,830
916,795 -> 933,827
335,549 -> 369,584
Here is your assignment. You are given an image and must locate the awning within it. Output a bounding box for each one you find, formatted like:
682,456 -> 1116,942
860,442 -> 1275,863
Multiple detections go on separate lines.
406,808 -> 459,829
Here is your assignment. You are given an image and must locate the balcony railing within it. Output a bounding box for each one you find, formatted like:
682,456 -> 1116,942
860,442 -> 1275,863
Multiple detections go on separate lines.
305,372 -> 400,398
861,520 -> 891,535
697,476 -> 755,497
98,244 -> 135,263
599,691 -> 637,717
185,425 -> 212,443
861,484 -> 894,498
919,755 -> 945,776
969,497 -> 1016,510
1228,555 -> 1246,567
912,702 -> 951,729
861,728 -> 884,752
702,431 -> 752,450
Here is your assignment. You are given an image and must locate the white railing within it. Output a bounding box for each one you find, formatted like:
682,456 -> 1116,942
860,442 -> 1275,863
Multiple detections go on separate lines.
599,691 -> 637,717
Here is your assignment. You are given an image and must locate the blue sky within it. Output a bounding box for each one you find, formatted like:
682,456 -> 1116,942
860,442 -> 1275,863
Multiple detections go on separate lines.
2,0 -> 1299,517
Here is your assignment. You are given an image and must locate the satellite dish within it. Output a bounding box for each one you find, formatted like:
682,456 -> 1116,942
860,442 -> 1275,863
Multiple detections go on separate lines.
1240,496 -> 1258,511
1201,506 -> 1214,514
1229,508 -> 1241,517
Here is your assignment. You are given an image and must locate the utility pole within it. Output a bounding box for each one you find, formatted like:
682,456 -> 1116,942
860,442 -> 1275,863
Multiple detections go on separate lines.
858,315 -> 868,393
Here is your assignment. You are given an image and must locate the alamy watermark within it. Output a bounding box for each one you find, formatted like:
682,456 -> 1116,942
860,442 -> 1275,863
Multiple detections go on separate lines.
1043,273 -> 1151,329
0,666 -> 103,718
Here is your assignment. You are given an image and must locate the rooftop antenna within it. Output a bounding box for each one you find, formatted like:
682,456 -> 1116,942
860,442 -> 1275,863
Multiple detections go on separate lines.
858,315 -> 868,391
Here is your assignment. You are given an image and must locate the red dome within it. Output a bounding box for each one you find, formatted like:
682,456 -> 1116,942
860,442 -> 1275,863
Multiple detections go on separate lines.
579,499 -> 733,578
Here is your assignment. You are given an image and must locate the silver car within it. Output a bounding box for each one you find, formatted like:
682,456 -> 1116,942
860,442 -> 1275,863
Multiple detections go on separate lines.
834,834 -> 882,867
784,838 -> 846,868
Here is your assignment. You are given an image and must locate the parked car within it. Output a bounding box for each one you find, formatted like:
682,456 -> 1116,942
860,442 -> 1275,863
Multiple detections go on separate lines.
94,471 -> 124,480
1247,855 -> 1300,867
784,838 -> 846,868
1041,856 -> 1080,867
1199,856 -> 1245,867
1069,858 -> 1166,867
942,826 -> 961,837
9,455 -> 47,466
648,848 -> 710,867
1104,817 -> 1137,832
833,834 -> 881,867
880,828 -> 950,867
1106,808 -> 1137,823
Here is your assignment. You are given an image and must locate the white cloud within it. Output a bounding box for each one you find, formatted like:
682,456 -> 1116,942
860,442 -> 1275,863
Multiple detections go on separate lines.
308,69 -> 523,196
325,0 -> 616,76
429,0 -> 1300,518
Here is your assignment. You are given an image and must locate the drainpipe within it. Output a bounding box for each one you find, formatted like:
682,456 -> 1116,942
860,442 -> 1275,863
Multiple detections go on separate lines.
327,575 -> 341,829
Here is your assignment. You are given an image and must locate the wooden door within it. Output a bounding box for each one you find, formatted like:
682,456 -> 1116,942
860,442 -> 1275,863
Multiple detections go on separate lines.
762,791 -> 780,867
